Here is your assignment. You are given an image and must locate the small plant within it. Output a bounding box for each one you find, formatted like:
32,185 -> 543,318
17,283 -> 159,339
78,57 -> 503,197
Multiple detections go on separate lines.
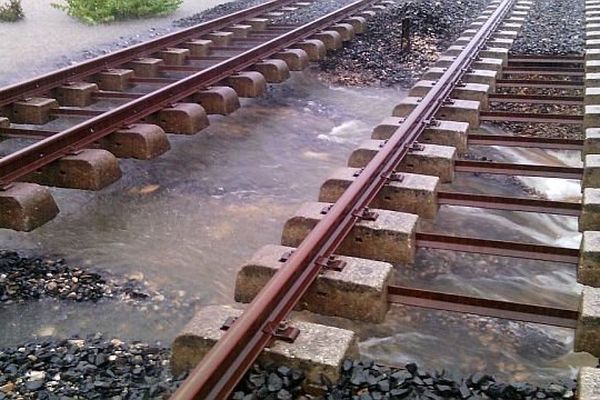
51,0 -> 183,24
0,0 -> 25,22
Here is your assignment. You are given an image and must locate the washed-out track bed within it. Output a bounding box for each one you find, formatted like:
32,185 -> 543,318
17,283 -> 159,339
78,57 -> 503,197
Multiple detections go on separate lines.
1,0 -> 599,399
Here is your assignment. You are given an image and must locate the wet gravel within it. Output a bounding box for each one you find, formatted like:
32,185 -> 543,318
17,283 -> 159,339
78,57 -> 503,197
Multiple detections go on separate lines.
490,102 -> 582,116
232,364 -> 307,400
271,0 -> 355,25
0,334 -> 181,400
0,339 -> 577,400
172,0 -> 267,27
319,0 -> 490,87
510,0 -> 584,56
318,360 -> 576,400
0,334 -> 307,400
488,82 -> 583,140
0,250 -> 150,304
175,0 -> 359,27
495,87 -> 584,97
0,250 -> 205,318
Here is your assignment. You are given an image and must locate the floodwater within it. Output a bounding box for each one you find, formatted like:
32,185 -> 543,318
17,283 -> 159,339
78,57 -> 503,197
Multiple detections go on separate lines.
0,0 -> 235,85
352,135 -> 594,383
1,70 -> 596,384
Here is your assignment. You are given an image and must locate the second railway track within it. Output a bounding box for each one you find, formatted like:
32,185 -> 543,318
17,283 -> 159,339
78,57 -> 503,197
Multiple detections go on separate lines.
0,0 -> 386,231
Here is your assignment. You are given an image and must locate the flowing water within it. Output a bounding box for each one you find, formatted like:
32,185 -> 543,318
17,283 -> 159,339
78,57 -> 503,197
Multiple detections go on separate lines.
0,46 -> 596,384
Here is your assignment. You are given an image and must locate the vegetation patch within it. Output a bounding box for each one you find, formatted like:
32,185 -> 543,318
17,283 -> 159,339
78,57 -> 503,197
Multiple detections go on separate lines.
0,0 -> 24,22
51,0 -> 183,24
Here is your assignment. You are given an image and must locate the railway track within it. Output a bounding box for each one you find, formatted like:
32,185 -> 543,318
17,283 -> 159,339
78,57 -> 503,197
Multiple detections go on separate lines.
160,0 -> 600,398
0,0 -> 386,231
1,0 -> 598,398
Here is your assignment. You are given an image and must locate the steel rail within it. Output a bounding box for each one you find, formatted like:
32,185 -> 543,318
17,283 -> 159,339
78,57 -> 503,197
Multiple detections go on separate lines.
437,191 -> 581,216
0,0 -> 297,108
415,232 -> 579,264
487,93 -> 583,105
170,0 -> 516,398
0,0 -> 370,186
387,286 -> 578,329
454,160 -> 583,179
467,133 -> 583,150
479,111 -> 583,124
507,55 -> 584,63
496,79 -> 583,89
0,127 -> 56,140
502,68 -> 584,76
508,55 -> 584,60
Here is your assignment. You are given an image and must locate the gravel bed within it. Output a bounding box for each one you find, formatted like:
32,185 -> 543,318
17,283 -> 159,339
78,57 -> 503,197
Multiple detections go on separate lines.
502,74 -> 581,82
488,83 -> 583,140
319,360 -> 575,400
0,334 -> 181,400
0,250 -> 150,304
0,337 -> 577,400
172,0 -> 269,27
490,102 -> 582,116
510,0 -> 584,56
318,0 -> 490,87
272,0 -> 355,25
486,121 -> 583,140
0,335 -> 306,400
232,364 -> 307,400
175,0 -> 359,28
0,250 -> 203,314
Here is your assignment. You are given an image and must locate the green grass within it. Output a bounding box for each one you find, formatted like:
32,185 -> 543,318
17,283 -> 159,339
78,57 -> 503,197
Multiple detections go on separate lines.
0,0 -> 25,22
51,0 -> 183,24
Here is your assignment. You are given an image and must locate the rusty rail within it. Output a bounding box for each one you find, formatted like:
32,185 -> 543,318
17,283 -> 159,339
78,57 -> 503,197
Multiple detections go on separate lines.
467,133 -> 583,150
479,111 -> 583,124
496,79 -> 583,89
0,0 -> 372,186
415,232 -> 579,264
454,160 -> 583,179
437,191 -> 581,216
388,286 -> 578,329
170,0 -> 516,398
488,93 -> 583,105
